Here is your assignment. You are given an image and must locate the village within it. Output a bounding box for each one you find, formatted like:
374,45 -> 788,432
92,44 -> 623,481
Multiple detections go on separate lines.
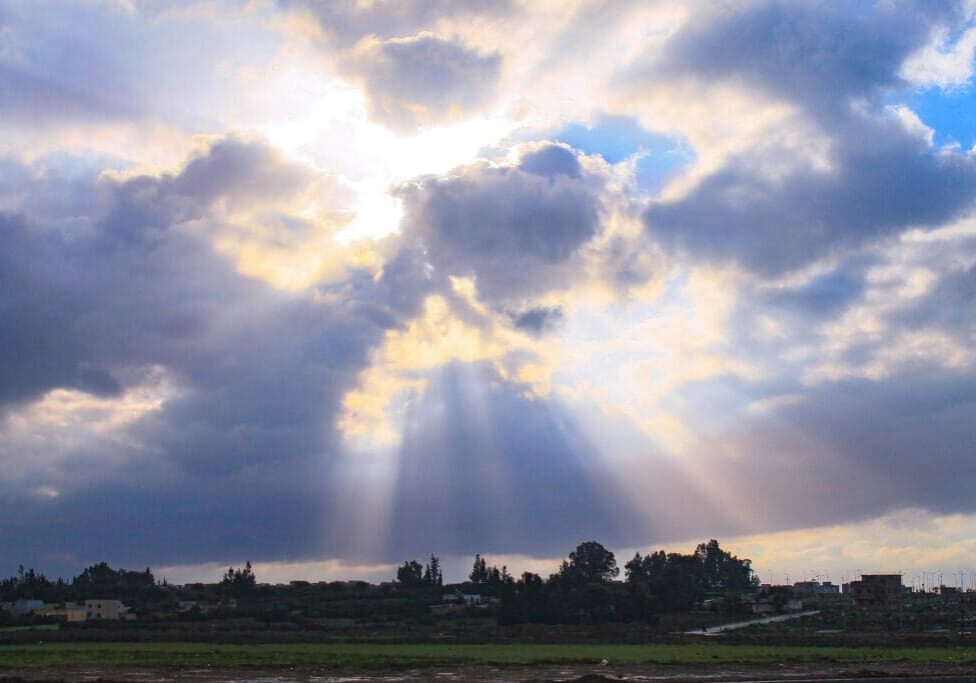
3,562 -> 974,640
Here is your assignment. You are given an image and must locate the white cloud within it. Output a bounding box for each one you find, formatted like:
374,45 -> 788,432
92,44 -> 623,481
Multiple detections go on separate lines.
902,25 -> 976,89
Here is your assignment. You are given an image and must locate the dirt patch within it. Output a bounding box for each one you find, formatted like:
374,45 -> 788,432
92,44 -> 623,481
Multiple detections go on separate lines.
3,661 -> 976,682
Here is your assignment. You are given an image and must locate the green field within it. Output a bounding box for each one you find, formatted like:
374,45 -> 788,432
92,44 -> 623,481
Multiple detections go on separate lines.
0,624 -> 59,633
1,642 -> 975,669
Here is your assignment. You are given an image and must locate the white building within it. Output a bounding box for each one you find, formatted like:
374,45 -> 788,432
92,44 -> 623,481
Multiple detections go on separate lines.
85,599 -> 127,620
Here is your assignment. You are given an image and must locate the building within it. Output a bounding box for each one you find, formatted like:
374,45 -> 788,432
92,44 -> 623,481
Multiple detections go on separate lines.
793,581 -> 840,596
85,599 -> 128,620
849,574 -> 902,608
4,599 -> 43,617
51,602 -> 87,622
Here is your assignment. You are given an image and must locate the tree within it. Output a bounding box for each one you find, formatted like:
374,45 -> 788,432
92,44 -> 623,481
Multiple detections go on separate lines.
423,555 -> 442,586
220,561 -> 256,595
560,541 -> 618,585
694,540 -> 756,592
469,554 -> 489,584
396,560 -> 424,586
499,572 -> 547,624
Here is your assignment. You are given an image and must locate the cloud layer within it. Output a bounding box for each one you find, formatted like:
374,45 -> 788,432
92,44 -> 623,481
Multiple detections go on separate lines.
1,0 -> 975,580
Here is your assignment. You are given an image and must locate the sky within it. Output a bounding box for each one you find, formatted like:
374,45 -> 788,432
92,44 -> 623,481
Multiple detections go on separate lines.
1,0 -> 976,588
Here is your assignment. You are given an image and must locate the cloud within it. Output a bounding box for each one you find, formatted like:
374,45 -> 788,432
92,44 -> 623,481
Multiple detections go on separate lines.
283,0 -> 511,46
0,137 -> 417,573
657,2 -> 922,118
381,361 -> 645,558
282,1 -> 510,132
902,23 -> 976,89
346,33 -> 501,132
517,143 -> 582,179
4,0 -> 976,582
686,367 -> 976,533
0,4 -> 139,124
396,143 -> 603,304
100,137 -> 311,245
0,138 -> 316,412
638,1 -> 976,275
0,1 -> 280,133
508,305 -> 565,335
0,132 -> 625,574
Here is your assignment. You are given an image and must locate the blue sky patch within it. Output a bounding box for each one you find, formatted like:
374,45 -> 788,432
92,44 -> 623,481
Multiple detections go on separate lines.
905,87 -> 976,149
552,115 -> 695,193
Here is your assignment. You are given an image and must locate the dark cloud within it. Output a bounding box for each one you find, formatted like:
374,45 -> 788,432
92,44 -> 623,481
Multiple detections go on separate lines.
0,461 -> 330,572
669,227 -> 976,537
172,138 -> 310,206
3,125 -> 974,573
0,136 -> 618,575
0,3 -> 139,125
0,137 -> 316,412
349,33 -> 501,132
683,368 -> 976,533
282,1 -> 510,132
282,0 -> 511,46
0,2 -> 278,130
595,233 -> 661,291
5,0 -> 976,580
508,305 -> 565,335
0,138 -> 419,575
518,144 -> 581,179
659,2 -> 922,119
763,269 -> 866,316
383,362 -> 648,559
102,137 -> 310,244
397,144 -> 603,303
894,261 -> 976,332
644,118 -> 976,274
640,1 -> 976,275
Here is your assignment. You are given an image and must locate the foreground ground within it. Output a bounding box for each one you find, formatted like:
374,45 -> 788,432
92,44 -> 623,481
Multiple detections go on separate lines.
2,642 -> 976,681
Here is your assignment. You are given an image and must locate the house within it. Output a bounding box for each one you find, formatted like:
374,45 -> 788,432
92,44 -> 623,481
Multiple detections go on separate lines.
4,599 -> 43,617
849,574 -> 902,608
793,581 -> 840,596
51,602 -> 87,622
85,599 -> 128,620
177,600 -> 216,614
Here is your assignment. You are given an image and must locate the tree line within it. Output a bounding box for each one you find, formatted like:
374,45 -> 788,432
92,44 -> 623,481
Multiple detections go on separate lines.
0,562 -> 157,604
396,539 -> 758,624
4,538 -> 757,625
0,561 -> 259,604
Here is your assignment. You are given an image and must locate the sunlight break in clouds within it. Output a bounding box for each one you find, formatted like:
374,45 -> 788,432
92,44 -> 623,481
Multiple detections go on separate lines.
1,0 -> 975,580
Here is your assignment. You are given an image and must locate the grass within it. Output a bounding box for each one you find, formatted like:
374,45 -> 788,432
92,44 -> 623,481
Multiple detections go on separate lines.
0,625 -> 59,633
1,642 -> 975,669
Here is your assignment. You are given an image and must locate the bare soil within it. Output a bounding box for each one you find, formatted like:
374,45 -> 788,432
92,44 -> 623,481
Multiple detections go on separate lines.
2,660 -> 976,682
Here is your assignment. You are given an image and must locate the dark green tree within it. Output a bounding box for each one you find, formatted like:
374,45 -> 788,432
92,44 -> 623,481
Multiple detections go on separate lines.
560,541 -> 618,585
694,539 -> 757,592
220,561 -> 256,596
469,554 -> 489,583
423,555 -> 443,586
396,560 -> 424,586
